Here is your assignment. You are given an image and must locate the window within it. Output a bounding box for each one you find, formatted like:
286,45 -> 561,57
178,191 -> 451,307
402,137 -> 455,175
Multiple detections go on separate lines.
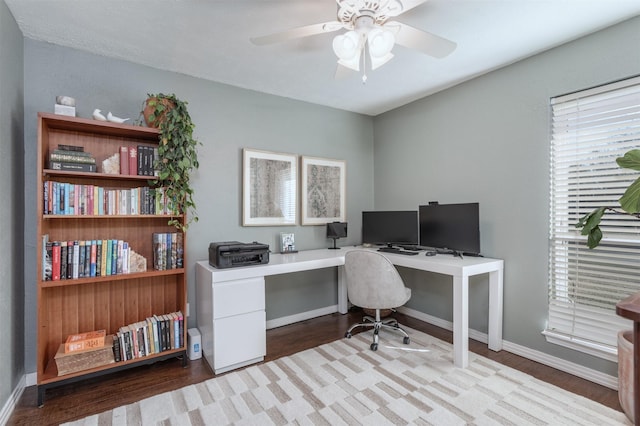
545,76 -> 640,361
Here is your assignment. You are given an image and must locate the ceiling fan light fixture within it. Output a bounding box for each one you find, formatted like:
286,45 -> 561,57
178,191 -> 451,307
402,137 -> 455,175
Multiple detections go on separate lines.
333,30 -> 362,71
368,28 -> 395,58
333,31 -> 361,60
367,27 -> 395,70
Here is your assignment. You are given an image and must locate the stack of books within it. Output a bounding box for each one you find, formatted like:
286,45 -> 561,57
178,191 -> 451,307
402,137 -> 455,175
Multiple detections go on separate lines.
54,330 -> 115,376
49,144 -> 97,172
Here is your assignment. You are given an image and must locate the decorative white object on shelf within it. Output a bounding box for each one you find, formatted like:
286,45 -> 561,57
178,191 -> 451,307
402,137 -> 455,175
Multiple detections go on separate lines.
92,109 -> 107,121
56,96 -> 75,107
54,95 -> 76,116
107,112 -> 129,123
102,152 -> 120,174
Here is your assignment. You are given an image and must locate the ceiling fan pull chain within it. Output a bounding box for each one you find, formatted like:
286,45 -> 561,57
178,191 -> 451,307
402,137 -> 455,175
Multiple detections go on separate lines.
362,49 -> 368,84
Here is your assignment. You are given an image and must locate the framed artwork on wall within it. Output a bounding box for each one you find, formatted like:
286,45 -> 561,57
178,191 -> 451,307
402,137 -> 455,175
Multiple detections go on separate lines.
242,148 -> 297,226
301,156 -> 346,225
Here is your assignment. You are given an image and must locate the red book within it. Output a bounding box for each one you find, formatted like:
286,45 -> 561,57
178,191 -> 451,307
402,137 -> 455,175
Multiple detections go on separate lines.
120,146 -> 129,175
128,146 -> 138,176
52,242 -> 61,281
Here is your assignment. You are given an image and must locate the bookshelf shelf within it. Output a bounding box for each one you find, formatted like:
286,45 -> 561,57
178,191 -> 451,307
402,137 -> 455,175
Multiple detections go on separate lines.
40,348 -> 186,385
43,169 -> 156,181
43,214 -> 181,220
39,268 -> 185,288
36,112 -> 187,406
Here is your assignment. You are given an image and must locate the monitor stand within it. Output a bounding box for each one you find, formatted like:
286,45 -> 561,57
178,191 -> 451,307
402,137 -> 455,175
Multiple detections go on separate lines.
328,238 -> 340,250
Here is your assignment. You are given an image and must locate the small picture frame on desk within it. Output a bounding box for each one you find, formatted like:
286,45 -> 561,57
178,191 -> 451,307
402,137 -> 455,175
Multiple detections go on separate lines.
280,232 -> 298,254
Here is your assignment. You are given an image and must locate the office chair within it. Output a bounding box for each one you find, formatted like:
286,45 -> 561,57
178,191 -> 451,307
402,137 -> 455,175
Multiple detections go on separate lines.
344,250 -> 411,351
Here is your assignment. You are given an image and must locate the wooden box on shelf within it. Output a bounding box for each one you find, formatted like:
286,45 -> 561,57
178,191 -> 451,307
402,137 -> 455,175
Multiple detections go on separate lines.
36,112 -> 188,406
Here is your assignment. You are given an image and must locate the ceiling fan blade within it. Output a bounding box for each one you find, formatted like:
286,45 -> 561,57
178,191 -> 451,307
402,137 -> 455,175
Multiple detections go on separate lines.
250,21 -> 344,46
390,22 -> 456,58
382,0 -> 430,17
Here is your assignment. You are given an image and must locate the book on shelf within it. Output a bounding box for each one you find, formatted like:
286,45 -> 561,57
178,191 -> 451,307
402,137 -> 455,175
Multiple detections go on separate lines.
129,146 -> 138,176
59,241 -> 67,280
119,146 -> 129,175
65,329 -> 106,353
52,241 -> 61,281
42,235 -> 51,281
49,161 -> 97,173
49,149 -> 96,165
57,144 -> 84,152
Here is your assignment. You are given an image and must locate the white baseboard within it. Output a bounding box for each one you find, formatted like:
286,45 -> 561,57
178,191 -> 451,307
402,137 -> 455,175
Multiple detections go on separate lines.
0,375 -> 26,426
397,306 -> 618,390
25,372 -> 36,387
266,305 -> 338,330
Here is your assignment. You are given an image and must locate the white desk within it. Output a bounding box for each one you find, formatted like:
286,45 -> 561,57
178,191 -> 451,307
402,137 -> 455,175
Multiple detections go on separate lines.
196,247 -> 503,373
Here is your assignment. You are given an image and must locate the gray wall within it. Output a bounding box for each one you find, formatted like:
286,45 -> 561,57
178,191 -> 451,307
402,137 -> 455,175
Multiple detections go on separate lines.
0,0 -> 24,411
9,8 -> 640,399
373,15 -> 640,376
22,39 -> 374,372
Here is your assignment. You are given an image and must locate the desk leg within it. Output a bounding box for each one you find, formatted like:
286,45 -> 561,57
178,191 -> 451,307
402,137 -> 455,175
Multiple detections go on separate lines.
337,265 -> 348,314
488,268 -> 504,352
453,275 -> 469,368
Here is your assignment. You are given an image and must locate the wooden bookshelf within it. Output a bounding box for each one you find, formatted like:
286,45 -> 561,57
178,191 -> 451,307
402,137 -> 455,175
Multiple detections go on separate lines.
36,112 -> 187,406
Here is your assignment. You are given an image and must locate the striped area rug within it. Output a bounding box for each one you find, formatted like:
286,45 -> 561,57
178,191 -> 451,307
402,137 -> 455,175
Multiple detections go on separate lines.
63,327 -> 631,425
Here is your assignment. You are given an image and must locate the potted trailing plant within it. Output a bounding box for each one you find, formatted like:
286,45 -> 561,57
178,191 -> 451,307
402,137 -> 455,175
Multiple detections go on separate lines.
575,149 -> 640,248
142,93 -> 200,231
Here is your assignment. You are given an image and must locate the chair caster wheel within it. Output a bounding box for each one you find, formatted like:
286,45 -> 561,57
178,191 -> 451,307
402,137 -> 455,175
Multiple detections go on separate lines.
370,343 -> 378,351
345,332 -> 352,339
403,336 -> 410,345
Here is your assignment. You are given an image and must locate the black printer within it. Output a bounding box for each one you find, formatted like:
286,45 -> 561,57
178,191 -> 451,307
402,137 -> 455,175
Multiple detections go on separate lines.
209,241 -> 270,269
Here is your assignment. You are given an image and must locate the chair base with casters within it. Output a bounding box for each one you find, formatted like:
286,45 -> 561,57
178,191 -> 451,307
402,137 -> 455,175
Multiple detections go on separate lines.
344,307 -> 410,351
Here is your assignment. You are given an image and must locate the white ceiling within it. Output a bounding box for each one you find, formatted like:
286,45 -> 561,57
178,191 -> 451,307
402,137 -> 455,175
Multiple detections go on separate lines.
6,0 -> 640,116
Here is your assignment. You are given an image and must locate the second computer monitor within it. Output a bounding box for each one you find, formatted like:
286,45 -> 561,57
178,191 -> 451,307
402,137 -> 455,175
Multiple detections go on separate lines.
419,202 -> 480,255
361,210 -> 419,247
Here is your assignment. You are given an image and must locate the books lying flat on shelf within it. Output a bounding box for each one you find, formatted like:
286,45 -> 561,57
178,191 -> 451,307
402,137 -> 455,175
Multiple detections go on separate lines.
49,161 -> 97,172
64,329 -> 106,353
55,335 -> 115,376
48,146 -> 97,173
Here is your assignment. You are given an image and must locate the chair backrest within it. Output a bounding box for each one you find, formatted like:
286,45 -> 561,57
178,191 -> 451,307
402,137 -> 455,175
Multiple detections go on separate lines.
344,250 -> 409,309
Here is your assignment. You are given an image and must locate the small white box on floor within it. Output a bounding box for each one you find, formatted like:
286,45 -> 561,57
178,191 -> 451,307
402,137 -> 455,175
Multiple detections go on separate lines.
187,328 -> 202,360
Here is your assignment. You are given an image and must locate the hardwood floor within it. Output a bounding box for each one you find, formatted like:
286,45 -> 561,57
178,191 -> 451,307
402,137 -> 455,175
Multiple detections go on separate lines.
8,311 -> 623,425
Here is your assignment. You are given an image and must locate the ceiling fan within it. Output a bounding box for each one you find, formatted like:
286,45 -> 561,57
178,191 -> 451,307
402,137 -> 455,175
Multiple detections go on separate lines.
250,0 -> 456,79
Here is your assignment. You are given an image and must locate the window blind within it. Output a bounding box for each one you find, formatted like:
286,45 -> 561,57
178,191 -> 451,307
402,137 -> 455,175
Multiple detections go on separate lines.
546,76 -> 640,360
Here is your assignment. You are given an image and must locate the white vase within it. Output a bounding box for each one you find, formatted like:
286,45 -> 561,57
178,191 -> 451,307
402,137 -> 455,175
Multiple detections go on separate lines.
618,330 -> 635,423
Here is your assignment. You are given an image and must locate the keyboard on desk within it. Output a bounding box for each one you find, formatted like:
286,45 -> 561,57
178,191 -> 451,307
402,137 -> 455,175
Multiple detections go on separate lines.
377,247 -> 419,256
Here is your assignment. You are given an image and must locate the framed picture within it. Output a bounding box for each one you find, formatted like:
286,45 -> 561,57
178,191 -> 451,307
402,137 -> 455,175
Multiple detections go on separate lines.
301,156 -> 346,225
243,149 -> 297,226
280,232 -> 298,253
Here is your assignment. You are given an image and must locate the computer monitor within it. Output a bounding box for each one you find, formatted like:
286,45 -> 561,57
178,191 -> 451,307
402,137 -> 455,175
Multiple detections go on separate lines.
326,222 -> 348,249
419,202 -> 480,255
361,211 -> 419,247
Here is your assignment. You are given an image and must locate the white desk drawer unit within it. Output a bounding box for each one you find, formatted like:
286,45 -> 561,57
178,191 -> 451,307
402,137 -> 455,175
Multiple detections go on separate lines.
196,264 -> 266,374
